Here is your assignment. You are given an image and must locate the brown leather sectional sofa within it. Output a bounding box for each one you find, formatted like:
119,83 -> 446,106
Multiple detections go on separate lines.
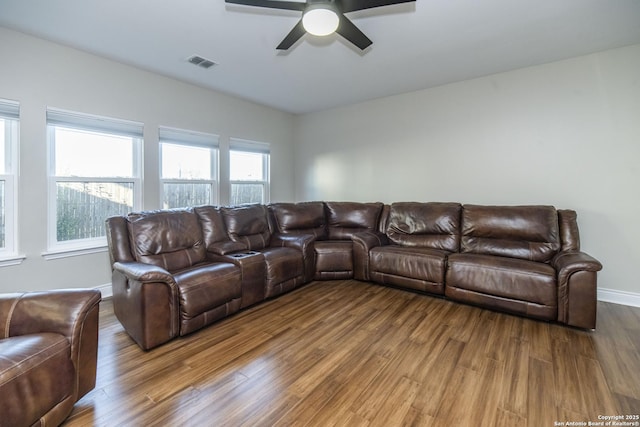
0,289 -> 101,427
106,201 -> 602,350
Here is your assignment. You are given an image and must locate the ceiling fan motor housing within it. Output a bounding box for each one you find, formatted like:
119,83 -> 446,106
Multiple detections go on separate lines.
303,2 -> 340,36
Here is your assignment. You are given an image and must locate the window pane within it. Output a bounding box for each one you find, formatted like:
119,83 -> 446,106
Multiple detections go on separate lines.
231,183 -> 264,205
163,183 -> 212,209
0,120 -> 5,174
55,127 -> 134,177
230,151 -> 264,181
161,143 -> 212,179
56,182 -> 133,241
0,180 -> 4,248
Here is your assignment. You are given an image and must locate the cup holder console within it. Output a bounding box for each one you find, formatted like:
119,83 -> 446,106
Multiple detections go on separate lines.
230,251 -> 259,258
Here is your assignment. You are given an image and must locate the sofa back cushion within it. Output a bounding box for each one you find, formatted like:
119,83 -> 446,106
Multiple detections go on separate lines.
386,202 -> 461,252
194,206 -> 246,255
269,202 -> 328,239
127,209 -> 206,271
325,202 -> 384,240
461,205 -> 561,262
221,204 -> 272,250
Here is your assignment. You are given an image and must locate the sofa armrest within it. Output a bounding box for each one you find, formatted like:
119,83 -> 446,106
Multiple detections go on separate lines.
553,251 -> 602,278
0,289 -> 101,400
352,231 -> 389,281
552,251 -> 603,329
113,261 -> 177,284
111,262 -> 180,350
271,233 -> 317,282
206,241 -> 248,256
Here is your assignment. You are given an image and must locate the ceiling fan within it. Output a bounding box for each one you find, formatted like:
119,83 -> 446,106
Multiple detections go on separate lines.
225,0 -> 417,51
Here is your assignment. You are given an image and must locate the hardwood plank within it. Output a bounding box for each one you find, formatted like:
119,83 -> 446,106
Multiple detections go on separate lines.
63,280 -> 640,426
412,338 -> 465,417
552,338 -> 587,414
527,357 -> 558,425
499,337 -> 530,417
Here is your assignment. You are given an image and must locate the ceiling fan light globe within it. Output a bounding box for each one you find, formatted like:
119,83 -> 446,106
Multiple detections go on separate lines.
302,7 -> 339,36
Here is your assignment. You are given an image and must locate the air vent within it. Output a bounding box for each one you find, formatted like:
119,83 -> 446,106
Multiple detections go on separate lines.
187,55 -> 217,69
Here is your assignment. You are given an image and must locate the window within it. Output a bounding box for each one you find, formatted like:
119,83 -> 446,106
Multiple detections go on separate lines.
47,108 -> 142,254
229,139 -> 270,205
0,99 -> 19,259
159,127 -> 218,209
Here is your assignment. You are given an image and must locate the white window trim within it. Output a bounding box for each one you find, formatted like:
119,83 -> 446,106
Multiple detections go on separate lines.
229,138 -> 271,205
159,126 -> 220,208
0,99 -> 22,264
45,109 -> 142,257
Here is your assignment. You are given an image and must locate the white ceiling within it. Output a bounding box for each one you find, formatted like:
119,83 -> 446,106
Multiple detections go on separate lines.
1,0 -> 640,114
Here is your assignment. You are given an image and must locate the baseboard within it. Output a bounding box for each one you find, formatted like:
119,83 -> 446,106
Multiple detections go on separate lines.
95,283 -> 113,300
598,287 -> 640,308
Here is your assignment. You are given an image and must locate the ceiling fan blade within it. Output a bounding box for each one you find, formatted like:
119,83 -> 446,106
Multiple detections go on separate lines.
277,19 -> 306,50
340,0 -> 416,13
336,15 -> 372,50
225,0 -> 306,11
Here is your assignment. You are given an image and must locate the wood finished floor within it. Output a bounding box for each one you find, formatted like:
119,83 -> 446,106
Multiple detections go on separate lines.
64,280 -> 640,426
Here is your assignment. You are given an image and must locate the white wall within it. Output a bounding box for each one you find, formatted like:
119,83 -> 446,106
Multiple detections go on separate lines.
0,27 -> 296,293
294,44 -> 640,298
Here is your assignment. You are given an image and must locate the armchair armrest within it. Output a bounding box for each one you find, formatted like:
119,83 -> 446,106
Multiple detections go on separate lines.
552,251 -> 603,329
352,231 -> 389,281
0,289 -> 101,400
271,233 -> 317,282
111,262 -> 179,350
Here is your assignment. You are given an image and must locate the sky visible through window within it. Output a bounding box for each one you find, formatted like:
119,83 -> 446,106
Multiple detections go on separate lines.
161,143 -> 211,179
55,128 -> 264,184
230,150 -> 264,181
55,127 -> 134,177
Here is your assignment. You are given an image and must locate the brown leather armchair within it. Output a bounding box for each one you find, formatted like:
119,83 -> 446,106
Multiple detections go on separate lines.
0,289 -> 101,427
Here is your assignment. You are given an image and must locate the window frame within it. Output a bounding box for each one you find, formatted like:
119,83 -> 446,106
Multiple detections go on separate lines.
45,108 -> 142,257
159,126 -> 219,209
0,99 -> 20,264
229,138 -> 271,206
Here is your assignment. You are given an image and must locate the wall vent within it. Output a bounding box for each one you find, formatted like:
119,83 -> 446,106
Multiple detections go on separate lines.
187,55 -> 217,69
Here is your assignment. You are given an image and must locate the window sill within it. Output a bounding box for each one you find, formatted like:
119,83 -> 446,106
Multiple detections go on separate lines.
42,245 -> 108,261
0,254 -> 26,267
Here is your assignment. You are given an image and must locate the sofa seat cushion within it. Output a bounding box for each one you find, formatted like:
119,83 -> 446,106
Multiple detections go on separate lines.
369,245 -> 449,294
0,333 -> 75,427
315,241 -> 353,279
173,262 -> 242,335
446,253 -> 557,307
261,247 -> 305,297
